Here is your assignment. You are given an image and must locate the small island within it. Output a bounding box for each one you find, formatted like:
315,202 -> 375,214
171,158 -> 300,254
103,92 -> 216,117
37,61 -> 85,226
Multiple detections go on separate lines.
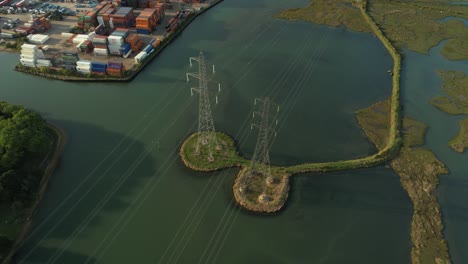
449,118 -> 468,153
0,102 -> 65,263
180,132 -> 290,213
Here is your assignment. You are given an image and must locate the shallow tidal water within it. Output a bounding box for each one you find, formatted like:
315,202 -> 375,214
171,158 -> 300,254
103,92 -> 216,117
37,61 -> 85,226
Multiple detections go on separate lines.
0,0 -> 452,263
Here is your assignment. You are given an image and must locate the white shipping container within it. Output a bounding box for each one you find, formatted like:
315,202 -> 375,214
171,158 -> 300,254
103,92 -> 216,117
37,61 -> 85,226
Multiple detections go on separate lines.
24,23 -> 32,28
77,34 -> 90,39
108,46 -> 121,52
76,60 -> 92,66
36,59 -> 52,66
20,62 -> 36,68
73,37 -> 88,44
109,50 -> 122,55
77,69 -> 91,73
29,34 -> 49,44
20,54 -> 37,60
76,66 -> 91,71
21,51 -> 36,57
107,36 -> 123,45
61,32 -> 74,38
21,43 -> 38,51
97,16 -> 104,26
93,48 -> 109,56
134,52 -> 147,64
1,33 -> 14,39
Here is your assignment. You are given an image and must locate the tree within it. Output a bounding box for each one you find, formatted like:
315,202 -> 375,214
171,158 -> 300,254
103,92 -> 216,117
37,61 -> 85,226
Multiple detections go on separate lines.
0,104 -> 48,171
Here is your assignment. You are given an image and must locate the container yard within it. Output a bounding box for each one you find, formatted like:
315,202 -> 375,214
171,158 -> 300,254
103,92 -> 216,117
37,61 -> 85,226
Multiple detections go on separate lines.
0,0 -> 217,79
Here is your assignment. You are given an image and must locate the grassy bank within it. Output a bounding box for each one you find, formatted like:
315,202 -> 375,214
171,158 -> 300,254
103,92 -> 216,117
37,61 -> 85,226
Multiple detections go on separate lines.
430,70 -> 468,115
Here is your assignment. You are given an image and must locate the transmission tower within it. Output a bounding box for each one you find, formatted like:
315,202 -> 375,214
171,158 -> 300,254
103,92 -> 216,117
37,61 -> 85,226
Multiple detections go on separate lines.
241,97 -> 279,198
186,51 -> 221,161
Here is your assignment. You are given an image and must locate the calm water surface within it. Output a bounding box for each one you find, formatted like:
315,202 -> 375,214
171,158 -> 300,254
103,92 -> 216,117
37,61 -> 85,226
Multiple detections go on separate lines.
0,0 -> 421,263
401,41 -> 468,264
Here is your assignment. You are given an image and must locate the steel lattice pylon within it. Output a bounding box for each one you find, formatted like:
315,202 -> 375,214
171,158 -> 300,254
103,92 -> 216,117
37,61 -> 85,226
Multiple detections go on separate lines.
247,97 -> 279,179
186,51 -> 220,161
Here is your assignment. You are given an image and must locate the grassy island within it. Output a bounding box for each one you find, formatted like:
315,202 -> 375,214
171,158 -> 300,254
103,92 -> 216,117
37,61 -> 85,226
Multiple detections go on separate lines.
276,0 -> 468,60
180,132 -> 248,171
449,118 -> 468,153
0,102 -> 65,263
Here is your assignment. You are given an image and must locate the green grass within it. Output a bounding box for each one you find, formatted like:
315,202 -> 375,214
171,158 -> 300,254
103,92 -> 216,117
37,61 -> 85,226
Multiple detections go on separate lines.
275,0 -> 468,60
275,0 -> 372,32
431,71 -> 468,115
180,132 -> 248,171
449,118 -> 468,153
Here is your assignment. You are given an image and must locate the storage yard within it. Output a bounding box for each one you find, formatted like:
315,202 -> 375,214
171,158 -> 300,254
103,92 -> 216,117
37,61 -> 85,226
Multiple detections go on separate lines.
0,0 -> 214,78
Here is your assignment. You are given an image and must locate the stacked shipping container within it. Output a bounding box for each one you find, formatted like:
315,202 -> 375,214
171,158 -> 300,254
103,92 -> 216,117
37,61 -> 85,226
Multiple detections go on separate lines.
77,40 -> 94,53
92,35 -> 109,56
77,2 -> 110,33
106,61 -> 125,77
20,44 -> 39,68
62,52 -> 80,71
110,7 -> 135,28
97,3 -> 116,27
76,60 -> 92,74
91,61 -> 107,75
125,33 -> 143,52
107,28 -> 130,56
135,8 -> 158,34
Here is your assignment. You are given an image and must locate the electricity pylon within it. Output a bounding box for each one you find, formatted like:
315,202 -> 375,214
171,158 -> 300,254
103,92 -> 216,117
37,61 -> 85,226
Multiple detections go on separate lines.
241,97 -> 279,195
186,51 -> 221,161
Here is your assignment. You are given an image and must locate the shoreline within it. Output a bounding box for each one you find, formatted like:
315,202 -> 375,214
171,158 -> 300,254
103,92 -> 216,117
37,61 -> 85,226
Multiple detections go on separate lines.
11,0 -> 224,82
2,123 -> 67,264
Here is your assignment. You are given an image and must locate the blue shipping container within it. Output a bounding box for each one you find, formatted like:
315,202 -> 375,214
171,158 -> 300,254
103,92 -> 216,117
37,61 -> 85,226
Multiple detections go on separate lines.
136,28 -> 150,35
91,62 -> 107,68
142,45 -> 152,53
120,43 -> 131,53
91,67 -> 106,72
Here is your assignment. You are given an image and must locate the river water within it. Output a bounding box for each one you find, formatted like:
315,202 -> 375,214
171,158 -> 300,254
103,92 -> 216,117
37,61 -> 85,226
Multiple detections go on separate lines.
3,0 -> 463,263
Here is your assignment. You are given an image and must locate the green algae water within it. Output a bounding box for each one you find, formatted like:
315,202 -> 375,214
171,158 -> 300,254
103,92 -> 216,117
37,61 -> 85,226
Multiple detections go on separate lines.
0,0 -> 427,263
